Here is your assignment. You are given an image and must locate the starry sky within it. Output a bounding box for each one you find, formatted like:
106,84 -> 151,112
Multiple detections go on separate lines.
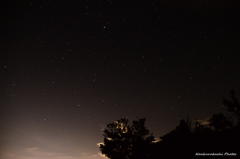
1,1 -> 240,159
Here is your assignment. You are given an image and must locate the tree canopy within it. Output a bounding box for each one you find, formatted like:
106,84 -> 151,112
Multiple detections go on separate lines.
99,118 -> 155,159
100,91 -> 240,158
222,90 -> 240,126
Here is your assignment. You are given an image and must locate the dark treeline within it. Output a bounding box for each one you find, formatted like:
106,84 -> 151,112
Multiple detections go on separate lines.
100,90 -> 240,159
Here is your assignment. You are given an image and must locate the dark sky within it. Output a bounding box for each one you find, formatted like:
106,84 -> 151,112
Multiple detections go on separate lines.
1,1 -> 240,159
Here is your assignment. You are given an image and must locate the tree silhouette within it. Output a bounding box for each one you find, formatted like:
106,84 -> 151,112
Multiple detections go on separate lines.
208,113 -> 232,131
159,119 -> 194,158
222,90 -> 240,126
193,119 -> 207,134
100,118 -> 155,159
100,91 -> 240,158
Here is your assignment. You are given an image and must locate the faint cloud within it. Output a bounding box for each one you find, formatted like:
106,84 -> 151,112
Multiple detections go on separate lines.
152,137 -> 161,143
96,143 -> 108,158
196,117 -> 210,125
98,153 -> 108,158
97,142 -> 103,147
77,152 -> 104,159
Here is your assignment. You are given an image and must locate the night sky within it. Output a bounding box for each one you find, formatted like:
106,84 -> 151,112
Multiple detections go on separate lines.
1,1 -> 240,159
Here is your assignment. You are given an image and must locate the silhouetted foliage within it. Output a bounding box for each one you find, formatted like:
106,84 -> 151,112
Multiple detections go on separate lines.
100,118 -> 155,159
100,91 -> 240,158
159,118 -> 194,158
222,90 -> 240,126
193,118 -> 212,134
208,113 -> 232,131
192,113 -> 239,154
